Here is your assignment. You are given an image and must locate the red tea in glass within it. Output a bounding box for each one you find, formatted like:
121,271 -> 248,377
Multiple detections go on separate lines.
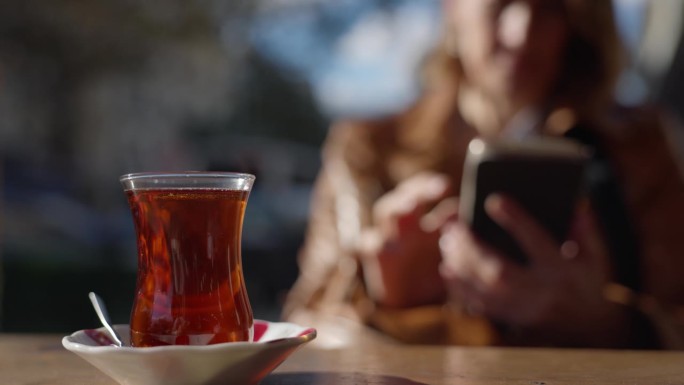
120,172 -> 255,347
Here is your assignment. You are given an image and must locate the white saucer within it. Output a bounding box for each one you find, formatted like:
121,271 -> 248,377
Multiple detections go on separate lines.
62,320 -> 317,385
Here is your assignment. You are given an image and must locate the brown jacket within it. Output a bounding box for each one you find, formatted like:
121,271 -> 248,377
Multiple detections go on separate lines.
283,90 -> 684,349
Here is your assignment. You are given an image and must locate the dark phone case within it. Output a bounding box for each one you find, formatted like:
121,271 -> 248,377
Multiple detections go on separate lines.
470,156 -> 586,265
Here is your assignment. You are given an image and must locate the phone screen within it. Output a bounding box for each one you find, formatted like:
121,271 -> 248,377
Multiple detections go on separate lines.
460,139 -> 589,265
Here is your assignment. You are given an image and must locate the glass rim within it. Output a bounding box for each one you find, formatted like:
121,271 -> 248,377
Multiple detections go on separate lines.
119,171 -> 256,183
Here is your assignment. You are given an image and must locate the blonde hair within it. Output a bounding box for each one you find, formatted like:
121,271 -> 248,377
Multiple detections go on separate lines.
381,0 -> 624,181
424,0 -> 624,118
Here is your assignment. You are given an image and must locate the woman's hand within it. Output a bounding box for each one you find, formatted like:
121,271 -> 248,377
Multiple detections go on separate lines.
439,194 -> 630,347
357,172 -> 458,308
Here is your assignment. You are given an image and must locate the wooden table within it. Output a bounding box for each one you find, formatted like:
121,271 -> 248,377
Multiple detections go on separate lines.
2,317 -> 684,385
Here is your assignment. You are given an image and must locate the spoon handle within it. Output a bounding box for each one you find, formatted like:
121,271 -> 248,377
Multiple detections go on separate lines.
88,292 -> 124,347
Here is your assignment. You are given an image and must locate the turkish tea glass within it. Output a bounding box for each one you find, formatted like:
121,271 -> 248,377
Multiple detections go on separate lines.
120,172 -> 255,347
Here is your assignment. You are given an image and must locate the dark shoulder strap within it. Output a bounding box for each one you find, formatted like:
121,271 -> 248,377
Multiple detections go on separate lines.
564,125 -> 642,292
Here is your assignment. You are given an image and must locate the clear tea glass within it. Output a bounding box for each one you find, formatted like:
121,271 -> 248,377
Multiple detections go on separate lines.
120,172 -> 255,347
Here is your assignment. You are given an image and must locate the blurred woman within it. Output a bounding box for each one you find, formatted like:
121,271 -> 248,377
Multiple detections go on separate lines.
283,0 -> 684,348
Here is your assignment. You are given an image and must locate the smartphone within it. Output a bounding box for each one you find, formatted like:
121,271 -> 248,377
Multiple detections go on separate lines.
459,138 -> 590,265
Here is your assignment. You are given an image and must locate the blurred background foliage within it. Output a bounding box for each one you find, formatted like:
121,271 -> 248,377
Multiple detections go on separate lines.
0,0 -> 682,333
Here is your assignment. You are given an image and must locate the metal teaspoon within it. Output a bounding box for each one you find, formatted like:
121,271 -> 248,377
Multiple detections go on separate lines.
88,292 -> 124,347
